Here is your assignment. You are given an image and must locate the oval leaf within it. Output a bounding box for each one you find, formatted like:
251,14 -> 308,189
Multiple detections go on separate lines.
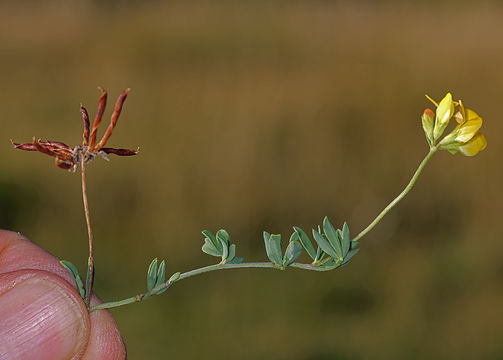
60,260 -> 85,299
147,258 -> 158,291
312,229 -> 337,259
283,238 -> 303,267
323,217 -> 342,259
293,226 -> 316,260
341,222 -> 351,256
155,260 -> 166,288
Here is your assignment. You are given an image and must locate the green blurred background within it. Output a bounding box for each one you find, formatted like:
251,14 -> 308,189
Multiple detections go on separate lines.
1,1 -> 502,358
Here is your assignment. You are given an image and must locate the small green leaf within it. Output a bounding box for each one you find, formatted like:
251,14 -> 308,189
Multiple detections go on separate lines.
225,244 -> 236,263
169,272 -> 181,282
293,226 -> 316,260
216,229 -> 231,247
312,229 -> 337,259
342,249 -> 360,266
351,240 -> 359,249
264,233 -> 283,265
283,234 -> 303,267
220,239 -> 229,263
341,222 -> 351,256
155,260 -> 166,288
202,238 -> 221,257
147,258 -> 158,291
323,217 -> 342,259
202,230 -> 222,253
227,256 -> 244,264
263,231 -> 272,260
155,271 -> 181,295
60,260 -> 85,299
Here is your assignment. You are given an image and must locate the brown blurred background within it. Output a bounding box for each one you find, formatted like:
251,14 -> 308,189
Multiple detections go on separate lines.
1,1 -> 502,358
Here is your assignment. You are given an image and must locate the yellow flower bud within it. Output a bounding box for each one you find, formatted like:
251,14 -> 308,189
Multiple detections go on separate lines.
421,109 -> 435,146
433,93 -> 454,141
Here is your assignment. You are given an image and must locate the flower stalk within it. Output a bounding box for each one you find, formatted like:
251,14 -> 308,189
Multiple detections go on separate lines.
352,146 -> 437,243
81,158 -> 94,308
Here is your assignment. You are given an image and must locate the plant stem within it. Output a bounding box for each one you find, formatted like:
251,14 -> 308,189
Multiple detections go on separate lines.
90,261 -> 331,312
81,158 -> 94,309
90,147 -> 437,313
352,146 -> 438,243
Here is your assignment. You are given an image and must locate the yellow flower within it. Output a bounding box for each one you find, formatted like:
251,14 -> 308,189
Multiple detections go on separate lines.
423,92 -> 487,156
439,101 -> 486,156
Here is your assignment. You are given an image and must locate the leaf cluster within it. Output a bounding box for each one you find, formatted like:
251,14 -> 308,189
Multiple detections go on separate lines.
201,229 -> 244,264
202,216 -> 359,271
145,258 -> 181,296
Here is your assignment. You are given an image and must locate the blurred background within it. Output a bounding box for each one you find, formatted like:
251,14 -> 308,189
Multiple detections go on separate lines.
0,1 -> 502,358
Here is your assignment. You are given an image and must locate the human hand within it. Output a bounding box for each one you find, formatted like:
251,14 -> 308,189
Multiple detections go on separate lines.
0,230 -> 126,360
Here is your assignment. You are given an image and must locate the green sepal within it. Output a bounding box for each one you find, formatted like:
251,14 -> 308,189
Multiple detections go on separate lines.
147,258 -> 158,291
264,232 -> 283,265
283,233 -> 303,267
323,217 -> 343,260
293,226 -> 316,260
60,260 -> 86,299
312,229 -> 337,259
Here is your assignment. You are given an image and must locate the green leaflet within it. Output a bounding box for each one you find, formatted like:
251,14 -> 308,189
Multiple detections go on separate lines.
312,229 -> 337,259
323,217 -> 343,260
283,233 -> 303,267
202,229 -> 240,264
60,260 -> 86,299
147,258 -> 158,291
264,232 -> 283,265
293,226 -> 316,260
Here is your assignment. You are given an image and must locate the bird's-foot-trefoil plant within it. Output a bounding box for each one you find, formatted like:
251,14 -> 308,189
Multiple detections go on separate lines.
11,90 -> 487,313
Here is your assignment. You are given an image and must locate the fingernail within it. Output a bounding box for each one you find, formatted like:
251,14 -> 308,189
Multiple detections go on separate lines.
0,278 -> 86,360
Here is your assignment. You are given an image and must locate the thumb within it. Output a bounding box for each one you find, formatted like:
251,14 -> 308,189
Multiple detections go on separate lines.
0,270 -> 90,360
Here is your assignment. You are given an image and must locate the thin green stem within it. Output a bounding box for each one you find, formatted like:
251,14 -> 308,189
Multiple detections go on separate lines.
90,261 -> 329,312
91,147 -> 437,313
352,146 -> 438,243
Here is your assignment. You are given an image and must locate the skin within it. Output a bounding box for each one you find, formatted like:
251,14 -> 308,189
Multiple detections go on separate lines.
0,230 -> 126,360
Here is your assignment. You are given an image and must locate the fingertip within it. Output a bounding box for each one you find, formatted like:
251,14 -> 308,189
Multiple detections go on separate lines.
82,295 -> 127,360
0,270 -> 90,360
